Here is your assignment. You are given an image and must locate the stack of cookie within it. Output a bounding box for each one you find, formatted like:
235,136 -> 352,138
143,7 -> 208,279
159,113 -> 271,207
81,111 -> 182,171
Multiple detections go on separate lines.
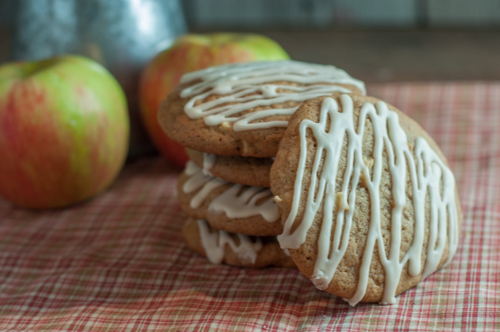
159,60 -> 462,305
160,60 -> 365,268
177,161 -> 293,268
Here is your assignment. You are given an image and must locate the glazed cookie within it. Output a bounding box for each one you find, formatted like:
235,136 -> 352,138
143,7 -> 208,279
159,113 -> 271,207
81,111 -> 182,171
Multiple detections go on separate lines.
159,60 -> 365,158
178,161 -> 282,236
271,93 -> 461,305
186,148 -> 273,187
183,219 -> 295,268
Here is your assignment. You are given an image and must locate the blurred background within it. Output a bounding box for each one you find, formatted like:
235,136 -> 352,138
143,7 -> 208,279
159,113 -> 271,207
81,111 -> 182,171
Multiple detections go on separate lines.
183,0 -> 500,83
2,0 -> 499,83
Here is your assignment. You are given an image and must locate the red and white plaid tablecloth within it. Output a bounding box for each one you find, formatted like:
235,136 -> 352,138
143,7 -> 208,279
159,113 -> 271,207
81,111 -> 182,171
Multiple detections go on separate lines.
0,82 -> 498,331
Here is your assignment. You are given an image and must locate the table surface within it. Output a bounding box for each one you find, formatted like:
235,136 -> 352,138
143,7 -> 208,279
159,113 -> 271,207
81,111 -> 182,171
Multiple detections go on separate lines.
0,82 -> 499,331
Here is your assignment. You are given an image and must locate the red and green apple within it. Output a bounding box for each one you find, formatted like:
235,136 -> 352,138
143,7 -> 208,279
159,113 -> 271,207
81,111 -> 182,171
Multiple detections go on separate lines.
139,33 -> 289,167
0,55 -> 129,209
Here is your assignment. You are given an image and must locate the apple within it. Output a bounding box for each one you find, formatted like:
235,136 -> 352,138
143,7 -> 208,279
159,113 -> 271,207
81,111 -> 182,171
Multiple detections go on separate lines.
139,33 -> 289,167
0,55 -> 129,209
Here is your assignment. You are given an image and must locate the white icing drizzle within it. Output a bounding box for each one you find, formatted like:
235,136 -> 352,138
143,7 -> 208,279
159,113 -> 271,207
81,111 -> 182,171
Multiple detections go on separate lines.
183,162 -> 279,222
180,61 -> 366,131
202,153 -> 217,176
197,219 -> 263,264
277,95 -> 459,306
184,161 -> 225,209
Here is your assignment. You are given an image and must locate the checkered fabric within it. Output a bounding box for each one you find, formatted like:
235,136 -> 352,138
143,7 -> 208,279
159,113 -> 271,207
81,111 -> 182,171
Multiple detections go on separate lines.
0,82 -> 498,331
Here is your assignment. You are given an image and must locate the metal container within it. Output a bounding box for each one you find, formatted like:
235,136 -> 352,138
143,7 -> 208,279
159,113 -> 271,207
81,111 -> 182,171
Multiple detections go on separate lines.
12,0 -> 187,157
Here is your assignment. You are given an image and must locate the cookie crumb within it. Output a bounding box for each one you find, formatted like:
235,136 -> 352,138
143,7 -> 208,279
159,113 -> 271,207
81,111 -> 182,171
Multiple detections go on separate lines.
274,195 -> 282,203
241,140 -> 250,154
335,192 -> 349,210
363,156 -> 374,169
359,168 -> 371,187
220,121 -> 231,130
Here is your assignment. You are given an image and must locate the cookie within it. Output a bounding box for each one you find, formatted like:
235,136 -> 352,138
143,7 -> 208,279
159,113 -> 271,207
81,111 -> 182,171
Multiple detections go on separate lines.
270,93 -> 461,305
186,148 -> 273,187
183,219 -> 295,268
178,161 -> 282,236
159,60 -> 365,158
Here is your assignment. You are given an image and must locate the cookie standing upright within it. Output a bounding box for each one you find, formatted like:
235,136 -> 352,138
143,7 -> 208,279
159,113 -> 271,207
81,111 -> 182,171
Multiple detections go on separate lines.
271,93 -> 461,305
159,60 -> 366,158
